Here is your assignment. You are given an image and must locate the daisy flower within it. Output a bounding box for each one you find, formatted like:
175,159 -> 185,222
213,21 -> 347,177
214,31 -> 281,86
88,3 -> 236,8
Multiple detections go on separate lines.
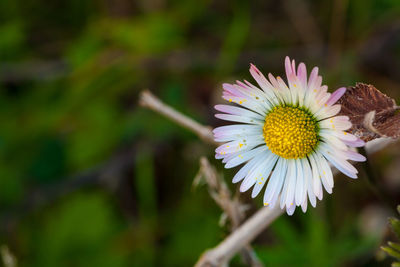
213,57 -> 366,215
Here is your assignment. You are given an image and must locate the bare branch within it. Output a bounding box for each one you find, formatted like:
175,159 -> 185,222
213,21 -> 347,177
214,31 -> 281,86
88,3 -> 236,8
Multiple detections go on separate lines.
139,90 -> 218,145
195,205 -> 284,267
195,157 -> 263,267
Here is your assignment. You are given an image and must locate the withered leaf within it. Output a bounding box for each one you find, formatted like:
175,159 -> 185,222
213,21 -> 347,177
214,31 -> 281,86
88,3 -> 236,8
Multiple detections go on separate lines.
337,83 -> 400,142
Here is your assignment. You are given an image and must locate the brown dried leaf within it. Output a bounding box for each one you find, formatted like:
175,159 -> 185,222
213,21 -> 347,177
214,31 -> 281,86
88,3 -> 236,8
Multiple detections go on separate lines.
337,83 -> 400,141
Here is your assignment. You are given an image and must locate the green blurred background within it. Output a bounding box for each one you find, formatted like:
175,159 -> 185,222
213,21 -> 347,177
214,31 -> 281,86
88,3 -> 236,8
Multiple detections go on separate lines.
2,0 -> 400,266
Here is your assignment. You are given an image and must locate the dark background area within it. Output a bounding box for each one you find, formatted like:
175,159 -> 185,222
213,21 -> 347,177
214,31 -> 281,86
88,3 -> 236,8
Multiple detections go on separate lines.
1,0 -> 400,266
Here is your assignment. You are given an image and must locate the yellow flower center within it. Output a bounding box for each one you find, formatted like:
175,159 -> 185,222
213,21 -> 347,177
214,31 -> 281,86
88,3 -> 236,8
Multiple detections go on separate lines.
263,106 -> 319,159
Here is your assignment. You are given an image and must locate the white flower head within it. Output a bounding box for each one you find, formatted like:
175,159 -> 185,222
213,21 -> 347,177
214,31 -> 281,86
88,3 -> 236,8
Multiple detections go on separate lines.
214,57 -> 366,215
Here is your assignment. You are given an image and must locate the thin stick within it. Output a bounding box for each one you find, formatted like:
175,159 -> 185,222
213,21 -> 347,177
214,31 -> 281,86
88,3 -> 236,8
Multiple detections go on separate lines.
196,205 -> 284,267
195,157 -> 263,267
139,90 -> 218,145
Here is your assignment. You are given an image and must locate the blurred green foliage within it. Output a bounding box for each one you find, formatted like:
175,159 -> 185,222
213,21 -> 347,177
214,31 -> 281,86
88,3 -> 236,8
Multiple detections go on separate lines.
22,193 -> 128,267
1,0 -> 400,266
382,206 -> 400,267
258,211 -> 377,266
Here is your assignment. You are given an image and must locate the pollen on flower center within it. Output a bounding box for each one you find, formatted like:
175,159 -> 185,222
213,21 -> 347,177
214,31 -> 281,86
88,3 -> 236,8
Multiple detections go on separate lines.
263,106 -> 319,159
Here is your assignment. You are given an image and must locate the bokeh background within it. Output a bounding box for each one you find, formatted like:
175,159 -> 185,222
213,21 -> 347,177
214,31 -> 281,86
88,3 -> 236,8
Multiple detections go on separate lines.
2,0 -> 400,266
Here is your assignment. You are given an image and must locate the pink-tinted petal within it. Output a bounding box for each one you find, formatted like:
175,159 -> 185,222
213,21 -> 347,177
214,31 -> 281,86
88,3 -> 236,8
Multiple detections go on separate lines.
342,138 -> 365,148
307,67 -> 319,89
215,113 -> 263,124
326,87 -> 346,106
321,149 -> 358,179
344,150 -> 366,162
285,56 -> 293,77
215,104 -> 264,120
320,116 -> 352,131
286,202 -> 296,215
297,62 -> 307,88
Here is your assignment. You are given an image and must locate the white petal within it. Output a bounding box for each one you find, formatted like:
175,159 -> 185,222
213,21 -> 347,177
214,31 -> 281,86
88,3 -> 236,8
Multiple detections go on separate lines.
232,154 -> 267,183
213,124 -> 262,135
214,124 -> 263,142
321,149 -> 358,179
310,152 -> 333,194
344,150 -> 366,162
268,73 -> 291,104
295,159 -> 304,206
216,137 -> 264,155
230,82 -> 273,112
280,160 -> 296,209
284,160 -> 297,209
264,158 -> 287,207
225,146 -> 267,168
249,64 -> 282,105
314,104 -> 341,120
215,114 -> 264,125
319,129 -> 357,142
318,153 -> 334,188
251,155 -> 278,198
286,202 -> 296,215
302,158 -> 316,207
215,104 -> 265,120
222,94 -> 268,115
309,154 -> 324,199
279,75 -> 297,105
343,138 -> 365,148
215,133 -> 262,143
240,153 -> 276,192
320,132 -> 348,151
301,195 -> 308,212
319,116 -> 352,131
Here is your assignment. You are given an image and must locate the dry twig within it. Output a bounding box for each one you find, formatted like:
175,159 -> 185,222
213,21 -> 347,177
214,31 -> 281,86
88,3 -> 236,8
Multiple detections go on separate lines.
196,206 -> 283,267
139,90 -> 217,145
194,157 -> 263,267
